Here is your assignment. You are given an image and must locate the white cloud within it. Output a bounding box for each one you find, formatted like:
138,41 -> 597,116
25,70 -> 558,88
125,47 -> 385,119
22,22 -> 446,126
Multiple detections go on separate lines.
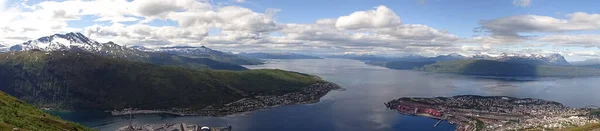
513,0 -> 532,7
84,23 -> 209,47
233,0 -> 246,3
479,13 -> 600,37
335,6 -> 402,30
538,34 -> 600,48
1,0 -> 599,59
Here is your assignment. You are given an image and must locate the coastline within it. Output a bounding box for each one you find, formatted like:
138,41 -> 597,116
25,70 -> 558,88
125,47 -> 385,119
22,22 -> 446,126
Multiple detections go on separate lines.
111,82 -> 342,117
385,95 -> 600,131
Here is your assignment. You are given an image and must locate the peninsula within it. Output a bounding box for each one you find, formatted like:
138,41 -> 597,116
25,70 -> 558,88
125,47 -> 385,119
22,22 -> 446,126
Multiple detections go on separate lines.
385,95 -> 600,131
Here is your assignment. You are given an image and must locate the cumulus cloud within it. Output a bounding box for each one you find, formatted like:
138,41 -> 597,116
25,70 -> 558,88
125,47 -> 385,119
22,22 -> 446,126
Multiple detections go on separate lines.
84,23 -> 209,47
472,12 -> 600,51
335,6 -> 402,30
538,34 -> 600,48
479,13 -> 600,37
513,0 -> 532,7
1,0 -> 599,59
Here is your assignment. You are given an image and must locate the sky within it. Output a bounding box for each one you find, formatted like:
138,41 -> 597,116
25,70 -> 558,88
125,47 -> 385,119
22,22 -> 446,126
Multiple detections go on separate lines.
0,0 -> 599,61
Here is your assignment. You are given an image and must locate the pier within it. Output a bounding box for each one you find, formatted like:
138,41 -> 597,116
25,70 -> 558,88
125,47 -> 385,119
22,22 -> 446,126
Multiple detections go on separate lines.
434,120 -> 441,127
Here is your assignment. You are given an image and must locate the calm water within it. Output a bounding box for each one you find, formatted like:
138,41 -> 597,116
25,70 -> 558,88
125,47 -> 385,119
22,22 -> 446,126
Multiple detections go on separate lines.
53,58 -> 600,131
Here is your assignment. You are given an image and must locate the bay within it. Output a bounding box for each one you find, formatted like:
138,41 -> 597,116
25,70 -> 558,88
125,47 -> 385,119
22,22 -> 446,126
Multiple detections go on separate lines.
52,58 -> 600,131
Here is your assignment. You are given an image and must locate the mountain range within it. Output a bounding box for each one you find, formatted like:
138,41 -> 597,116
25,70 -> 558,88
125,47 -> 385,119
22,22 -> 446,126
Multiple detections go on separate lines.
334,53 -> 570,66
239,52 -> 322,59
0,50 -> 331,110
347,53 -> 600,76
7,32 -> 247,70
571,58 -> 600,65
0,32 -> 341,118
132,46 -> 263,65
421,59 -> 600,77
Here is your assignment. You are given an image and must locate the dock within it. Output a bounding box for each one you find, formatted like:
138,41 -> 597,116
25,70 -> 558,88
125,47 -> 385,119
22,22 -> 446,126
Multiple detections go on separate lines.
434,120 -> 441,127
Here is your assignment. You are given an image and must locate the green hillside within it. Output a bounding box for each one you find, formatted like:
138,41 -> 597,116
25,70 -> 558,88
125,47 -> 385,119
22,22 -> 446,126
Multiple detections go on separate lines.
145,52 -> 248,70
0,91 -> 92,131
0,51 -> 326,110
420,60 -> 600,76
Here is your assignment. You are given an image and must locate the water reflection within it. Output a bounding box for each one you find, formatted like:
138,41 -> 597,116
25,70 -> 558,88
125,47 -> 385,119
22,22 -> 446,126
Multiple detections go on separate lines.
54,58 -> 600,131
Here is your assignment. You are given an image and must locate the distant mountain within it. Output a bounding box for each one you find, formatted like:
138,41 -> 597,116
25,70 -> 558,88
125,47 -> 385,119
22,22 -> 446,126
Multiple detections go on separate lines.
329,53 -> 465,62
571,58 -> 600,65
366,61 -> 436,70
420,60 -> 600,77
327,54 -> 401,62
239,52 -> 322,59
9,32 -> 246,70
0,91 -> 91,131
429,53 -> 467,62
134,46 -> 263,65
489,53 -> 570,66
0,51 -> 336,111
0,44 -> 7,52
358,53 -> 570,71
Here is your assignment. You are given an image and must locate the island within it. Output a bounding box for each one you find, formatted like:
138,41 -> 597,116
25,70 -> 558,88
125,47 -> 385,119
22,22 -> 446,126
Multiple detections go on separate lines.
385,95 -> 600,131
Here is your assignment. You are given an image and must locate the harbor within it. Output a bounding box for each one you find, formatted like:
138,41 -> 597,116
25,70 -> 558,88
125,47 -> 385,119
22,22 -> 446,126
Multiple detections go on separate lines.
385,95 -> 600,131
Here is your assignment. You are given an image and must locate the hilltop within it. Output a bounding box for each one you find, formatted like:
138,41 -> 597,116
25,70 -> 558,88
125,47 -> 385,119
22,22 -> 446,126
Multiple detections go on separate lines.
0,91 -> 91,131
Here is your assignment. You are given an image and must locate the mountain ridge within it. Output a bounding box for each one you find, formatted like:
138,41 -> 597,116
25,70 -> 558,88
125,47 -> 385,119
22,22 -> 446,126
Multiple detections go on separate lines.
8,32 -> 248,70
336,53 -> 570,65
0,50 -> 337,111
240,52 -> 322,59
420,59 -> 600,77
133,45 -> 263,65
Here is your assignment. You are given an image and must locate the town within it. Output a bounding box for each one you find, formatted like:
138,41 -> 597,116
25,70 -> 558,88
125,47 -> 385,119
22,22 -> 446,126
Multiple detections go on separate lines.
112,82 -> 342,116
385,95 -> 600,131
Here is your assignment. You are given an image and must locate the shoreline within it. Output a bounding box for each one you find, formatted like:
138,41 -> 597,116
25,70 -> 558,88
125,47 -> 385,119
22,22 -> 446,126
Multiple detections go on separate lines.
111,82 -> 342,117
385,95 -> 600,131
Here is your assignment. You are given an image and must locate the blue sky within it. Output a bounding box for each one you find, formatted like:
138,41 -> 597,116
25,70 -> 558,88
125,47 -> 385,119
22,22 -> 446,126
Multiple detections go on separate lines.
1,0 -> 600,61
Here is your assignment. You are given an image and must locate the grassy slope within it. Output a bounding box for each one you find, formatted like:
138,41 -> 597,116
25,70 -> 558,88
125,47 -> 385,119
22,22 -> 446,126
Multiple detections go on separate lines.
0,51 -> 324,110
0,91 -> 92,131
420,60 -> 600,76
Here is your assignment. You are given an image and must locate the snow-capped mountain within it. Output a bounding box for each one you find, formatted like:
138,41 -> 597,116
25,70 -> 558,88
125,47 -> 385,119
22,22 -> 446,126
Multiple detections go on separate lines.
488,53 -> 569,65
10,32 -> 148,58
430,53 -> 466,61
10,32 -> 249,70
